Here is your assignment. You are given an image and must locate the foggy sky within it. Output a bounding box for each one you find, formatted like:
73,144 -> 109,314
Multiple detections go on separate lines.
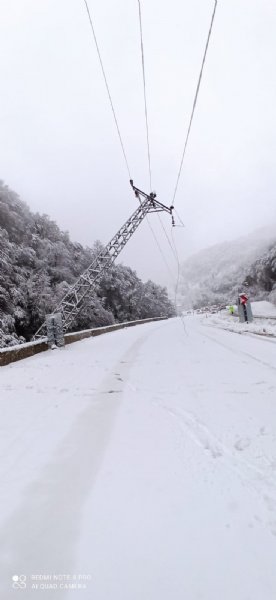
1,0 -> 276,288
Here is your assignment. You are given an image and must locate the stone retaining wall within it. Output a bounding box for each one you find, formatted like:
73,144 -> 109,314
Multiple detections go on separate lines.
0,340 -> 48,367
0,317 -> 167,367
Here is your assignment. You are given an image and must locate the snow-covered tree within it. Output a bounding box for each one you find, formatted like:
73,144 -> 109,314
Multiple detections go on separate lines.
0,180 -> 175,346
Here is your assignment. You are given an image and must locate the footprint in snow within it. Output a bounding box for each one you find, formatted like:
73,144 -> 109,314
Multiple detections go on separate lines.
259,426 -> 267,436
204,441 -> 222,459
234,438 -> 251,452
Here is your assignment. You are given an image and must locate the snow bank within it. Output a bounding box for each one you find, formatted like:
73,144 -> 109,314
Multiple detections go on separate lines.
203,310 -> 276,338
252,300 -> 276,318
0,338 -> 46,353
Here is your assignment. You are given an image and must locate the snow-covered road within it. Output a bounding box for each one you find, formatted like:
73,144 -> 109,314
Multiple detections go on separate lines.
1,317 -> 276,599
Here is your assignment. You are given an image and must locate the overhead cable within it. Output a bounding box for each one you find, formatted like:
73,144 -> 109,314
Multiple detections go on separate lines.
146,216 -> 176,284
157,214 -> 178,262
83,0 -> 131,179
174,208 -> 185,227
170,227 -> 188,335
172,0 -> 218,204
137,1 -> 178,283
137,0 -> 152,191
170,227 -> 181,305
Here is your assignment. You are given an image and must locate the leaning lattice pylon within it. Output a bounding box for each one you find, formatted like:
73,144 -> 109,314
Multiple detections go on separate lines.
33,182 -> 174,340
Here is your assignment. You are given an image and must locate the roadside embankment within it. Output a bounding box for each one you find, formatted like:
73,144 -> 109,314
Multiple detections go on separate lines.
0,317 -> 167,367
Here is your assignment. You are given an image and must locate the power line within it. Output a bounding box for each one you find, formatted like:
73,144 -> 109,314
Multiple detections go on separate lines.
83,0 -> 131,179
137,1 -> 179,284
172,0 -> 218,205
170,227 -> 188,335
137,0 -> 152,191
83,0 -> 186,301
170,227 -> 181,305
146,216 -> 176,284
157,214 -> 178,262
84,0 -> 175,289
136,0 -> 215,311
154,214 -> 188,334
174,208 -> 185,227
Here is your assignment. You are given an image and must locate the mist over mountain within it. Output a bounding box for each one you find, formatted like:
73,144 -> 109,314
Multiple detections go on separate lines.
178,227 -> 276,309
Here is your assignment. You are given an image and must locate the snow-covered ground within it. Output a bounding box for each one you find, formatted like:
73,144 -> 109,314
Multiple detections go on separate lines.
1,318 -> 276,599
205,301 -> 276,338
251,300 -> 276,318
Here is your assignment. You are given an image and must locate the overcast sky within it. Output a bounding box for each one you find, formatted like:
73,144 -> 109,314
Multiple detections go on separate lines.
0,0 -> 275,287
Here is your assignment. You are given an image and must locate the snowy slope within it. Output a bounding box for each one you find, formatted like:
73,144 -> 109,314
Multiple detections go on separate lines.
0,319 -> 276,599
178,226 -> 276,309
252,300 -> 276,318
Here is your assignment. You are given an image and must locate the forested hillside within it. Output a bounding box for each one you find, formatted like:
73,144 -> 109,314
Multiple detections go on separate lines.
245,245 -> 276,304
0,181 -> 175,347
178,228 -> 276,309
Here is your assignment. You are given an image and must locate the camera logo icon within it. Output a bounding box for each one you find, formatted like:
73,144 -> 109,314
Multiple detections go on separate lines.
12,575 -> 27,589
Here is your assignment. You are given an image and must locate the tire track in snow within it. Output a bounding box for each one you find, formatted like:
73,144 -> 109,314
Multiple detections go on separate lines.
0,326 -> 158,599
200,327 -> 276,372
